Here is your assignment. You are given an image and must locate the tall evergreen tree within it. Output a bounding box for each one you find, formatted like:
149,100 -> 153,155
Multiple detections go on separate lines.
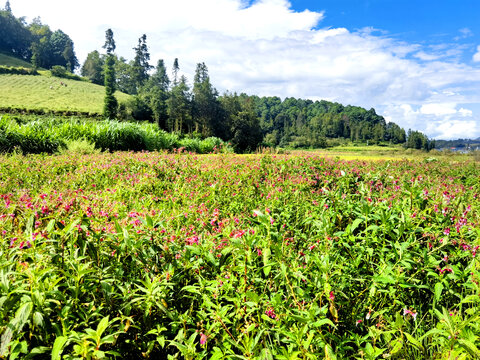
172,58 -> 179,85
131,34 -> 152,93
143,59 -> 170,129
103,28 -> 117,119
4,0 -> 11,12
192,62 -> 223,137
167,75 -> 192,133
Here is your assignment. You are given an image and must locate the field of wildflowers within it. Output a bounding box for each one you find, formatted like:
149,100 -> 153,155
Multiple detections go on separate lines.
0,151 -> 479,359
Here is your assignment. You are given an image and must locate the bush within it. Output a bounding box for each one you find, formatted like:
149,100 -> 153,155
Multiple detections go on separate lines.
50,65 -> 84,81
0,65 -> 39,75
58,139 -> 101,155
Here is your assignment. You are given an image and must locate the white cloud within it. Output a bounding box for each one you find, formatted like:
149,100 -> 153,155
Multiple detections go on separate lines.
474,46 -> 480,62
9,0 -> 480,139
420,103 -> 457,116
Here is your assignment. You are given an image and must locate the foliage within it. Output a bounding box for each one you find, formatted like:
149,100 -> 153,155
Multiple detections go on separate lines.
80,50 -> 105,85
0,115 -> 229,154
50,65 -> 83,81
0,152 -> 478,358
0,65 -> 38,75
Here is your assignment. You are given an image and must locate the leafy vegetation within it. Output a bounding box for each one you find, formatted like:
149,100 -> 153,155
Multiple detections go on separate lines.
0,115 -> 228,154
0,151 -> 479,358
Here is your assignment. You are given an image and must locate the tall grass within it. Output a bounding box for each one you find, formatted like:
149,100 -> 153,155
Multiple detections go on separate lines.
0,115 -> 230,154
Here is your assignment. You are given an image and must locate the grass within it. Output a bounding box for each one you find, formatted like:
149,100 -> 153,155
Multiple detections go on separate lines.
0,74 -> 130,115
0,53 -> 34,68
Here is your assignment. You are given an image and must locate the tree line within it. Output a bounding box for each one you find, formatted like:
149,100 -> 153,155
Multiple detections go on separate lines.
87,29 -> 434,151
0,1 -> 78,71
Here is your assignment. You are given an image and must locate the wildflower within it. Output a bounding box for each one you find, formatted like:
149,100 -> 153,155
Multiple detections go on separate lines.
265,307 -> 276,319
329,291 -> 335,301
403,308 -> 417,320
356,319 -> 363,326
200,333 -> 207,345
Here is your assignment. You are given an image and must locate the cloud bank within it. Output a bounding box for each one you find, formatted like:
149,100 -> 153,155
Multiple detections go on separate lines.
11,0 -> 480,139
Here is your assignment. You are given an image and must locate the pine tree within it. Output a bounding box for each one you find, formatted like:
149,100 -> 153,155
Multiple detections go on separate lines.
4,0 -> 11,13
143,59 -> 170,129
192,62 -> 222,137
131,34 -> 152,93
172,58 -> 179,85
103,29 -> 117,119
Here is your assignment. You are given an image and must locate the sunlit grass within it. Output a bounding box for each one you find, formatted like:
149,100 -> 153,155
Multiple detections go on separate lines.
0,74 -> 130,114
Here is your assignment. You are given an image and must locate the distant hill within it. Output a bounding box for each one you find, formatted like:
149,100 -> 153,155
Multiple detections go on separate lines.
0,54 -> 130,115
435,138 -> 480,150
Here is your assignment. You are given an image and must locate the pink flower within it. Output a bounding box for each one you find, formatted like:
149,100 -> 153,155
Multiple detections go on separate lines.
200,333 -> 207,345
329,291 -> 335,301
265,307 -> 276,319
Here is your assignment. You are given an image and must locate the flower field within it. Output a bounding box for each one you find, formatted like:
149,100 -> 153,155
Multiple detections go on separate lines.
0,151 -> 479,359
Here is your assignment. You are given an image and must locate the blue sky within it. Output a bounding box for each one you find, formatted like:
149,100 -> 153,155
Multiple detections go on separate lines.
11,0 -> 480,139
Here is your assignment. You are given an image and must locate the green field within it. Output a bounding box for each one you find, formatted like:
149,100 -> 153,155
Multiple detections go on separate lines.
0,74 -> 130,115
0,53 -> 34,68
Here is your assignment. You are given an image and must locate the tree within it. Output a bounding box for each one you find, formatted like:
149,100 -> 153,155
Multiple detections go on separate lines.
114,56 -> 136,95
49,30 -> 78,71
167,75 -> 192,133
192,62 -> 223,137
172,58 -> 179,85
81,50 -> 104,85
28,17 -> 52,68
221,93 -> 262,152
4,1 -> 11,12
130,34 -> 152,93
0,9 -> 32,59
103,28 -> 117,119
143,59 -> 170,129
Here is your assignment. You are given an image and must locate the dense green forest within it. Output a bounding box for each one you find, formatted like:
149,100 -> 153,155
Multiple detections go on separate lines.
0,1 -> 78,71
0,1 -> 434,151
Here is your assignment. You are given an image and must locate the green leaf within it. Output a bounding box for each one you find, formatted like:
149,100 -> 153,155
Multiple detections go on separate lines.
458,339 -> 480,357
263,247 -> 271,276
96,316 -> 110,338
325,344 -> 337,360
434,282 -> 444,302
0,301 -> 33,356
51,336 -> 67,360
404,332 -> 424,351
350,218 -> 363,233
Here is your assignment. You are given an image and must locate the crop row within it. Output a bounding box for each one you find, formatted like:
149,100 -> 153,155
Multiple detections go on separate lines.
0,152 -> 479,359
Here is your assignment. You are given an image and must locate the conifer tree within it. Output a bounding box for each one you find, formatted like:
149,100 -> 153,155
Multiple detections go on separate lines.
131,34 -> 152,93
103,29 -> 117,119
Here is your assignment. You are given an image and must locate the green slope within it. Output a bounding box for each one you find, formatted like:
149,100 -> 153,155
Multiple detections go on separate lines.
0,52 -> 131,115
0,53 -> 34,68
0,74 -> 131,115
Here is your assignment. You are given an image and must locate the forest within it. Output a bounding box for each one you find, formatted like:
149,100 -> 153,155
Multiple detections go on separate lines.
0,1 -> 434,151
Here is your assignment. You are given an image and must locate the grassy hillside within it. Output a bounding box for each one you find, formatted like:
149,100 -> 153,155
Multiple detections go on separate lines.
0,73 -> 130,115
0,53 -> 33,68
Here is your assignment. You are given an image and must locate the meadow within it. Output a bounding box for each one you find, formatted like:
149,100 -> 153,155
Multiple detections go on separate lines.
0,74 -> 130,115
0,150 -> 479,359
